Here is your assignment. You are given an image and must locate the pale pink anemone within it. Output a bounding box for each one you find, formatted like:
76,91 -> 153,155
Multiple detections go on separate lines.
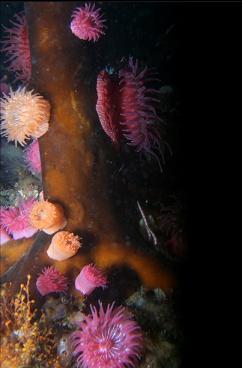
0,87 -> 51,146
0,197 -> 38,240
70,3 -> 106,42
0,11 -> 31,84
24,139 -> 42,175
0,226 -> 11,245
72,302 -> 144,368
36,266 -> 69,296
75,263 -> 108,296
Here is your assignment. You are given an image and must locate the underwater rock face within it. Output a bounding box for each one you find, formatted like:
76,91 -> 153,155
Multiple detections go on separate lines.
126,287 -> 183,368
57,334 -> 73,367
0,139 -> 41,207
42,295 -> 68,322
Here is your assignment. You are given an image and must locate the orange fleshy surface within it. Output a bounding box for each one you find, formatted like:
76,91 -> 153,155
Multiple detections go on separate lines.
29,201 -> 66,230
49,231 -> 81,255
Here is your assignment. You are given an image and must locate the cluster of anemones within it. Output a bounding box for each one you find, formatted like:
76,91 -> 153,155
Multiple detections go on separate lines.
31,200 -> 143,367
35,264 -> 143,368
34,222 -> 144,367
96,57 -> 165,171
1,4 -> 107,86
0,5 -> 163,368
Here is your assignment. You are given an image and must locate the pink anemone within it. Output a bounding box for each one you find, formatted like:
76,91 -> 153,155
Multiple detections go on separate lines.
96,57 -> 166,171
36,266 -> 69,296
0,11 -> 31,84
70,3 -> 106,42
72,302 -> 144,368
75,263 -> 108,296
0,197 -> 38,240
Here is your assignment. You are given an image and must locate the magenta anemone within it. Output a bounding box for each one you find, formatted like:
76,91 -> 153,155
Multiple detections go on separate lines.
70,3 -> 106,42
72,302 -> 144,368
0,198 -> 38,240
96,57 -> 166,171
0,11 -> 31,84
36,266 -> 69,296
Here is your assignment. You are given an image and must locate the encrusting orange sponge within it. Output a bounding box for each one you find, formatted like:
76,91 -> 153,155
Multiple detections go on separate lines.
47,231 -> 81,261
29,200 -> 67,234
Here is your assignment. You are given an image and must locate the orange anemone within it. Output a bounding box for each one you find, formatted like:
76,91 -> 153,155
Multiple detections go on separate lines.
29,200 -> 67,234
47,231 -> 81,261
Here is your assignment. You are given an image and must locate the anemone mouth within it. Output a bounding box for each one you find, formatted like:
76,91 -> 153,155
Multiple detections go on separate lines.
29,201 -> 58,229
29,201 -> 67,235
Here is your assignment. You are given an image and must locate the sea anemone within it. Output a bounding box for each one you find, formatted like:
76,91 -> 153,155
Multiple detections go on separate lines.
29,200 -> 67,234
0,226 -> 11,245
0,87 -> 51,146
47,231 -> 81,261
36,266 -> 68,296
70,3 -> 106,42
96,70 -> 122,144
0,11 -> 31,84
0,198 -> 38,240
71,302 -> 143,368
119,57 -> 164,170
75,263 -> 108,296
24,139 -> 42,175
96,57 -> 165,171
